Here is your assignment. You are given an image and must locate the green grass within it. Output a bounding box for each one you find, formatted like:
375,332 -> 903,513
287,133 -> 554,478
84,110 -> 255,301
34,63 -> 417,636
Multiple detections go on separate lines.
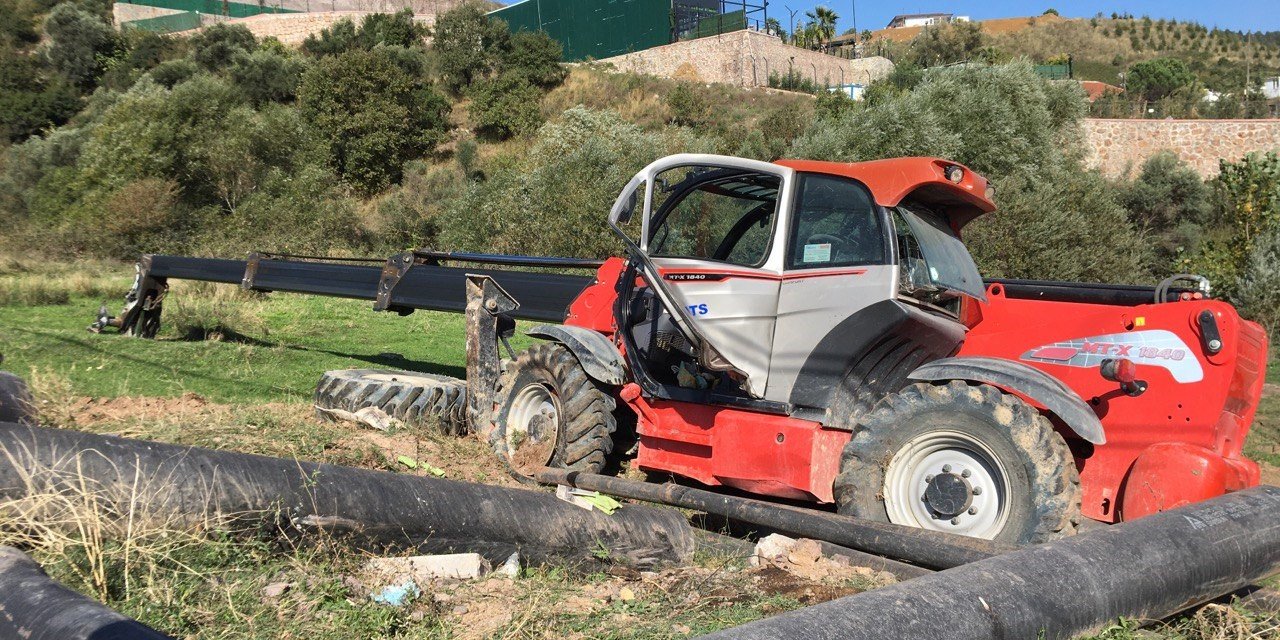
0,280 -> 535,403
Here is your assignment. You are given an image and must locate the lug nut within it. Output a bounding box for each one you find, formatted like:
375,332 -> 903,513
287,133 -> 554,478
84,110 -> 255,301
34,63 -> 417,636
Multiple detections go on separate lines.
961,469 -> 971,478
942,464 -> 952,473
972,486 -> 982,496
968,507 -> 977,515
925,474 -> 934,483
950,517 -> 960,525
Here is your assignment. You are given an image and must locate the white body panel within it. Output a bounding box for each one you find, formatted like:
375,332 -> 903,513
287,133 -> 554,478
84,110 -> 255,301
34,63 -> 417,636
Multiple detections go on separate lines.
654,258 -> 782,398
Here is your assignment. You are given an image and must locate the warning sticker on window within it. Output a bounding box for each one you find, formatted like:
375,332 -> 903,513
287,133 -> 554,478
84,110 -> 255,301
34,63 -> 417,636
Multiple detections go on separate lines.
803,243 -> 832,263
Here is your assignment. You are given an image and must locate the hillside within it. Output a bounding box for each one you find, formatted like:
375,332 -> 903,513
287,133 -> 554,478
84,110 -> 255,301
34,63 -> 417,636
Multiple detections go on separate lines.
993,16 -> 1280,90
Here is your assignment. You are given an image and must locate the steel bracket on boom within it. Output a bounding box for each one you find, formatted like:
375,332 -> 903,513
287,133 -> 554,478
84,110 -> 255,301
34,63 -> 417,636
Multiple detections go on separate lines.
374,251 -> 416,315
465,275 -> 519,437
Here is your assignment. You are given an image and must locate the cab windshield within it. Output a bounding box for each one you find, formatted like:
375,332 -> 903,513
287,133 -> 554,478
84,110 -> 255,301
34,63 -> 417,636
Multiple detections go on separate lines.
895,205 -> 986,302
648,166 -> 781,268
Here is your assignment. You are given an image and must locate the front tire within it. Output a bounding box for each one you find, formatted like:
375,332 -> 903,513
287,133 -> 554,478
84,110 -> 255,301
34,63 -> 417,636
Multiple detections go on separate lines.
491,343 -> 616,476
833,381 -> 1080,545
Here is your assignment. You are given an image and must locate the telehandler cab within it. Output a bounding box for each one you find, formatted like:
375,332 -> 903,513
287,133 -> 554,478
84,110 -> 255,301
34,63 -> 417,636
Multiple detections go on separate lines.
95,154 -> 1267,545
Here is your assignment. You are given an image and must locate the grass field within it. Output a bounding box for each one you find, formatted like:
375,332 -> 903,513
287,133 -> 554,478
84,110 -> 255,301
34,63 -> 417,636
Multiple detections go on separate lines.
1,256 -> 1278,639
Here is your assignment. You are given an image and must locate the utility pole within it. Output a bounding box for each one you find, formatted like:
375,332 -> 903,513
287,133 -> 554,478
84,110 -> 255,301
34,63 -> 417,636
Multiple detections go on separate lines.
850,0 -> 857,35
784,4 -> 798,43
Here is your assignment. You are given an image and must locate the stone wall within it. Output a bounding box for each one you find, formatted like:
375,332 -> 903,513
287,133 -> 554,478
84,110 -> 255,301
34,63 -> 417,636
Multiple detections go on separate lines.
173,11 -> 433,45
596,29 -> 893,89
1082,118 -> 1280,178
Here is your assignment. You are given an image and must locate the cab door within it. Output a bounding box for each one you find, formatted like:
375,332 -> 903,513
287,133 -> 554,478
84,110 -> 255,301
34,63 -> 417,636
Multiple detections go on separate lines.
642,159 -> 794,397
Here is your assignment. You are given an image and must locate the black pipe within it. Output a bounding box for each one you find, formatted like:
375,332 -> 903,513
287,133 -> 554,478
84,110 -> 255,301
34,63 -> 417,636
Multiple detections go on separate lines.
0,422 -> 696,568
0,546 -> 174,640
699,485 -> 1280,640
536,469 -> 1015,570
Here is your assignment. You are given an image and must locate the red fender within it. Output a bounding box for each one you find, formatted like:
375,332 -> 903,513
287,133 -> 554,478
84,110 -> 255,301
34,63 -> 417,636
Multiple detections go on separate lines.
1119,442 -> 1259,520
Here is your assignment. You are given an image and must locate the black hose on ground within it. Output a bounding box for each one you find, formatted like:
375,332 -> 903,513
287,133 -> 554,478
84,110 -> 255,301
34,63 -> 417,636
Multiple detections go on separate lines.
698,485 -> 1280,640
0,546 -> 173,640
536,469 -> 1014,570
0,422 -> 696,568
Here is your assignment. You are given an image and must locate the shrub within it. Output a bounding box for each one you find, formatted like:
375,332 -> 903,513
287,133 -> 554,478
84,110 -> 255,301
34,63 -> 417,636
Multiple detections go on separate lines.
188,23 -> 256,71
908,21 -> 989,67
501,30 -> 566,88
301,9 -> 428,57
468,72 -> 544,139
1236,229 -> 1280,336
298,48 -> 450,194
1184,152 -> 1280,298
0,50 -> 79,142
790,62 -> 1148,283
964,166 -> 1150,283
229,49 -> 307,105
666,82 -> 711,127
430,1 -> 509,93
148,58 -> 198,89
440,107 -> 718,258
1119,151 -> 1212,268
41,2 -> 120,89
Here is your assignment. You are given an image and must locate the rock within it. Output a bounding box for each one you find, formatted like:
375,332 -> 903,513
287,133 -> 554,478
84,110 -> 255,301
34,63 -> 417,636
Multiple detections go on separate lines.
495,551 -> 520,578
365,553 -> 492,583
753,533 -> 798,566
261,582 -> 292,598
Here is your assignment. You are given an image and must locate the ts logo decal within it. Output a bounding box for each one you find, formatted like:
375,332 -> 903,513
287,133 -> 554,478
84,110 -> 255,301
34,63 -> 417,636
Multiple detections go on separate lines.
686,303 -> 709,316
1021,330 -> 1202,383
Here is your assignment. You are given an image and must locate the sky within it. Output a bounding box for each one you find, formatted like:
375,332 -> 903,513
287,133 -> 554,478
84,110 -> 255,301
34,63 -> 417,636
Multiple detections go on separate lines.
760,0 -> 1277,35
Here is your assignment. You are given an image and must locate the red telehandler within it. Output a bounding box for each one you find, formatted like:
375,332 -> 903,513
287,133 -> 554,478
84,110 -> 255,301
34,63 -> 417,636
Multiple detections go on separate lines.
95,154 -> 1268,545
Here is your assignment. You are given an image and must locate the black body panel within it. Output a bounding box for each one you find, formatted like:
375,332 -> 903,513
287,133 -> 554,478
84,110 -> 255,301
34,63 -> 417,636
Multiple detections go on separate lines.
788,299 -> 967,426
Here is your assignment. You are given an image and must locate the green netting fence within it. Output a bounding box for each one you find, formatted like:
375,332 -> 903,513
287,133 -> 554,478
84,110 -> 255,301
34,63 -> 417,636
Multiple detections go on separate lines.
122,10 -> 203,33
117,0 -> 296,20
684,9 -> 745,40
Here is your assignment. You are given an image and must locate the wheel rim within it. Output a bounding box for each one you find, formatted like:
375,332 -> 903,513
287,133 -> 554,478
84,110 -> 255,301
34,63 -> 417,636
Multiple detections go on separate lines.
882,430 -> 1010,539
505,383 -> 560,474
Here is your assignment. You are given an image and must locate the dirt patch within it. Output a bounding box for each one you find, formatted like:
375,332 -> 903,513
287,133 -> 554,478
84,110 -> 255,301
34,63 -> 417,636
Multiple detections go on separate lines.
330,429 -> 519,487
68,392 -> 220,426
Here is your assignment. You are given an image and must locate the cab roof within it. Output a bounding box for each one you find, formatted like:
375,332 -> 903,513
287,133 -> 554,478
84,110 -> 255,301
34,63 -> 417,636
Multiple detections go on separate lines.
775,157 -> 996,229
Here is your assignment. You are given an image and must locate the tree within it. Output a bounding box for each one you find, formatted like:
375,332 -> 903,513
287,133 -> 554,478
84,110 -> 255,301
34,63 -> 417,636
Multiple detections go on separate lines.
1126,57 -> 1195,102
1120,151 -> 1212,269
430,1 -> 510,93
41,2 -> 120,89
1043,8 -> 1059,16
804,6 -> 839,45
764,17 -> 783,39
298,48 -> 450,194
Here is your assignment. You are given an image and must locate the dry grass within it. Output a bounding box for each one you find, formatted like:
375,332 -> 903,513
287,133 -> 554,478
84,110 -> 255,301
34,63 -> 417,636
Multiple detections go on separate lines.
0,252 -> 131,306
165,281 -> 269,342
0,439 -> 231,602
24,366 -> 76,427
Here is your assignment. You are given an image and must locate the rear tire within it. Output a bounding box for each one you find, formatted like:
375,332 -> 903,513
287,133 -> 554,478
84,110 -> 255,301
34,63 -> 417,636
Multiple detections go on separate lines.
491,343 -> 616,476
833,381 -> 1080,545
314,369 -> 468,435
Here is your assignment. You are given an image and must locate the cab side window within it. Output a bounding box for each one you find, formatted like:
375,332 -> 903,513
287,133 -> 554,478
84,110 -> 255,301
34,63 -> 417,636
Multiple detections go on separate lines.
787,175 -> 885,270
